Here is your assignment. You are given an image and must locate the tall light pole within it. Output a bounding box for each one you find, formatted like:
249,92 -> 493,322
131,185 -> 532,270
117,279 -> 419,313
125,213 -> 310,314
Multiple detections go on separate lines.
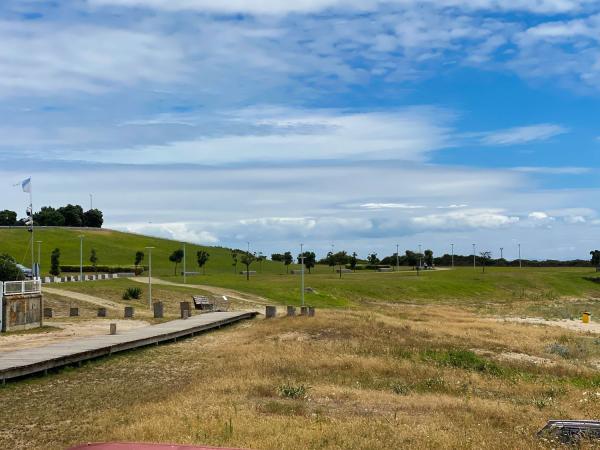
183,242 -> 186,284
418,244 -> 422,268
300,243 -> 305,307
500,247 -> 504,259
518,243 -> 522,268
145,246 -> 155,309
451,243 -> 454,268
331,243 -> 335,272
396,244 -> 400,272
36,241 -> 42,277
89,193 -> 93,210
79,235 -> 84,281
472,243 -> 476,269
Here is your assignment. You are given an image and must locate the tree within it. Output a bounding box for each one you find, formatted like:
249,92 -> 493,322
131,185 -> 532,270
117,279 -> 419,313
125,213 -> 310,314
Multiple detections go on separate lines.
50,248 -> 61,276
83,209 -> 103,228
349,252 -> 358,271
283,251 -> 293,274
480,251 -> 492,273
169,249 -> 184,275
326,251 -> 335,272
257,252 -> 266,272
34,206 -> 65,226
333,251 -> 350,278
231,251 -> 239,274
0,253 -> 24,282
196,250 -> 210,275
591,250 -> 600,267
405,250 -> 417,268
424,249 -> 434,267
241,251 -> 256,280
89,248 -> 98,274
271,253 -> 284,262
134,251 -> 144,269
58,204 -> 84,227
297,251 -> 316,274
0,210 -> 17,226
367,253 -> 379,266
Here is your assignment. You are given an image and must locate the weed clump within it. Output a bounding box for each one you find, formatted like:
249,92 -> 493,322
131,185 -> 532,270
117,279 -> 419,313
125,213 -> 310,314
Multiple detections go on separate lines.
421,349 -> 503,376
122,287 -> 142,300
278,383 -> 309,400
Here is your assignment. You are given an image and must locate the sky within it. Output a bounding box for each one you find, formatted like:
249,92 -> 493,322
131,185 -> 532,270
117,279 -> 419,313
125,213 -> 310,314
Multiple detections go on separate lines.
0,0 -> 599,260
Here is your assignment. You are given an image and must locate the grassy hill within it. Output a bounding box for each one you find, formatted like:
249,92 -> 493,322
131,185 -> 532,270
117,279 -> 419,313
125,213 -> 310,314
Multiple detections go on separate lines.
0,227 -> 282,277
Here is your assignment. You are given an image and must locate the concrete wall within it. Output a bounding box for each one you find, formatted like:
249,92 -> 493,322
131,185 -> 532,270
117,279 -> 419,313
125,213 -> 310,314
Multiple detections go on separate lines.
2,293 -> 43,332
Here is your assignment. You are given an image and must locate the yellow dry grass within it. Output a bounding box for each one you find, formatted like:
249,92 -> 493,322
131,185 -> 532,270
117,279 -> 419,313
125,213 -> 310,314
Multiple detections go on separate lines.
1,304 -> 600,449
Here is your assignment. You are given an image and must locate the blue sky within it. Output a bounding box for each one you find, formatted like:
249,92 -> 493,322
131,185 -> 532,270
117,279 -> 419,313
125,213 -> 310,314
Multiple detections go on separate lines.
1,0 -> 599,260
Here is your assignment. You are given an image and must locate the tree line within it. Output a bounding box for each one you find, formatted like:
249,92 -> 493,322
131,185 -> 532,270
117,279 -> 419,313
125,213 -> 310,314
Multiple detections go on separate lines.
0,204 -> 103,228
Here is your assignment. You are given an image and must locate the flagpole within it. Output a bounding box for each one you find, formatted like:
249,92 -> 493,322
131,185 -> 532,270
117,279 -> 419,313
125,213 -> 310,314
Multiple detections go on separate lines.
30,179 -> 35,278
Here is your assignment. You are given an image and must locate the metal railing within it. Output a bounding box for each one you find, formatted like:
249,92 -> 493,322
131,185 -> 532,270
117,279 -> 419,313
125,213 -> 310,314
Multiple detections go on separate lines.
1,280 -> 42,296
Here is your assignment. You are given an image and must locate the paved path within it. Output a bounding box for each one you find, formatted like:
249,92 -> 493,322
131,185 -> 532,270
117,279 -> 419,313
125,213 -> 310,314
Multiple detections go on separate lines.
0,311 -> 258,383
128,277 -> 270,306
43,286 -> 123,310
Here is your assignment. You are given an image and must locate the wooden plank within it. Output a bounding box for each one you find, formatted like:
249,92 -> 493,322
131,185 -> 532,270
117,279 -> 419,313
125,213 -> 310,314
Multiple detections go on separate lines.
0,311 -> 258,381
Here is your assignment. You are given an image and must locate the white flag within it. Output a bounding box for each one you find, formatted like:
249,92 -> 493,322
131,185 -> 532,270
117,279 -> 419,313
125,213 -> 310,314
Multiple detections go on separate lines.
21,177 -> 31,193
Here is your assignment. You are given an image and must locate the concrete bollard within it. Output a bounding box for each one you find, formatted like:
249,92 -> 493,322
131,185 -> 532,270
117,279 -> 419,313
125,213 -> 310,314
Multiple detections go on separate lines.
69,307 -> 79,317
287,306 -> 296,317
265,306 -> 277,319
110,323 -> 117,335
308,306 -> 315,317
124,306 -> 134,318
43,307 -> 53,318
182,309 -> 189,320
300,306 -> 308,316
153,302 -> 164,319
97,307 -> 107,317
180,301 -> 191,319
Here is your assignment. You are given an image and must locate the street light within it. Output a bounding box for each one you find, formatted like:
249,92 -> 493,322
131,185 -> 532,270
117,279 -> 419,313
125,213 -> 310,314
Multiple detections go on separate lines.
396,244 -> 400,272
418,244 -> 422,268
518,243 -> 522,268
145,246 -> 155,309
500,247 -> 504,259
79,235 -> 84,281
472,243 -> 476,269
451,243 -> 454,268
300,243 -> 305,307
183,242 -> 186,284
36,241 -> 42,278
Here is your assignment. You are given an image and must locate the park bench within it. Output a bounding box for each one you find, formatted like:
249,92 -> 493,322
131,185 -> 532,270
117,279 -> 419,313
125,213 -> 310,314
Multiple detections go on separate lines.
378,267 -> 393,272
192,295 -> 213,311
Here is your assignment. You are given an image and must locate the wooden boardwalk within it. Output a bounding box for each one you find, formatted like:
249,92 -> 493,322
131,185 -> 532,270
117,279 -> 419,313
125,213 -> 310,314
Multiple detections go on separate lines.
0,311 -> 258,383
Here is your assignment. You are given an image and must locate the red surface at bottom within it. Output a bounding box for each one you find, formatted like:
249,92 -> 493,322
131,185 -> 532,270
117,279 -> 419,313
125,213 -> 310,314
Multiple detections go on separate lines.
67,443 -> 248,450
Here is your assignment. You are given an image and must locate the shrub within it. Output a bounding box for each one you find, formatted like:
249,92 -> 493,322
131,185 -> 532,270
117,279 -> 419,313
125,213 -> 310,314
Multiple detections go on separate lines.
391,382 -> 410,395
421,349 -> 503,375
278,383 -> 309,399
123,287 -> 142,300
547,343 -> 570,358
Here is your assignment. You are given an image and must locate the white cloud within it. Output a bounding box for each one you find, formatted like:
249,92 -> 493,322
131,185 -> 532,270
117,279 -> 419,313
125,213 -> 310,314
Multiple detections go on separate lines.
480,124 -> 568,146
412,209 -> 520,230
120,222 -> 219,244
513,166 -> 590,174
0,21 -> 185,96
360,203 -> 425,210
528,211 -> 550,220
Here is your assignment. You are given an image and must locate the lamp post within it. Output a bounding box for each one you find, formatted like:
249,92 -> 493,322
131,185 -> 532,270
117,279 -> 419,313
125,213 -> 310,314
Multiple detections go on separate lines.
418,244 -> 422,269
300,243 -> 305,307
396,244 -> 400,272
472,243 -> 476,269
79,235 -> 84,281
183,242 -> 186,284
500,247 -> 504,259
145,246 -> 155,309
518,243 -> 522,268
36,241 -> 42,278
451,243 -> 454,268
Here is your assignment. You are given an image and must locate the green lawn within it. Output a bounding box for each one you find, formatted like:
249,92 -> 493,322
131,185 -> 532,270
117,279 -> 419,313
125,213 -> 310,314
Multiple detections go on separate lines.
0,227 -> 284,277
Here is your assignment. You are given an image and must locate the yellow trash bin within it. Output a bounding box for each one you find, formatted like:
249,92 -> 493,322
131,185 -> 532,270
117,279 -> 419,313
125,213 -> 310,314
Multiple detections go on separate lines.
582,312 -> 591,324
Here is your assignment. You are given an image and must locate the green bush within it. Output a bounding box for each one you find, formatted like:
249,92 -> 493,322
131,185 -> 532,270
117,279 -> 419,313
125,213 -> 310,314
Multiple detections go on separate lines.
278,384 -> 309,399
61,265 -> 144,275
122,287 -> 142,300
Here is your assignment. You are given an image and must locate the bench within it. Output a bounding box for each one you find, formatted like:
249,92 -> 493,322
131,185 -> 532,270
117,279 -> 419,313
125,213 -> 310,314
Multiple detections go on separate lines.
192,295 -> 214,311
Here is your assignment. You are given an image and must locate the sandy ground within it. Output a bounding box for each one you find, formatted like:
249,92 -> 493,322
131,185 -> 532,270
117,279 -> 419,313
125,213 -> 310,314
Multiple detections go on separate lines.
497,316 -> 600,334
0,319 -> 149,352
128,277 -> 269,306
43,286 -> 123,310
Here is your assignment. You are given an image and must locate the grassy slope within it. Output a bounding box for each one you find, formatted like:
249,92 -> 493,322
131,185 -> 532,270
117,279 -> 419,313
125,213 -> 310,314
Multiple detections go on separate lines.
0,227 -> 282,277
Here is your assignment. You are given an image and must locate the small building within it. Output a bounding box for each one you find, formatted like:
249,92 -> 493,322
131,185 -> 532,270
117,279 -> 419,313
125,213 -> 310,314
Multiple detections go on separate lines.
0,280 -> 43,332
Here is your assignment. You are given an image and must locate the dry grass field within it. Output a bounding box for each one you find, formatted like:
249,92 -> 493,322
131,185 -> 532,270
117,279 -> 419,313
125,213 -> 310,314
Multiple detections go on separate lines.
2,300 -> 600,449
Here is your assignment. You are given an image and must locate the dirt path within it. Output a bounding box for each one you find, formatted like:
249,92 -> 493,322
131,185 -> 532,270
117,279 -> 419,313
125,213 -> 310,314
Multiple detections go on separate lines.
497,317 -> 600,334
0,319 -> 149,352
43,286 -> 123,310
128,277 -> 270,306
